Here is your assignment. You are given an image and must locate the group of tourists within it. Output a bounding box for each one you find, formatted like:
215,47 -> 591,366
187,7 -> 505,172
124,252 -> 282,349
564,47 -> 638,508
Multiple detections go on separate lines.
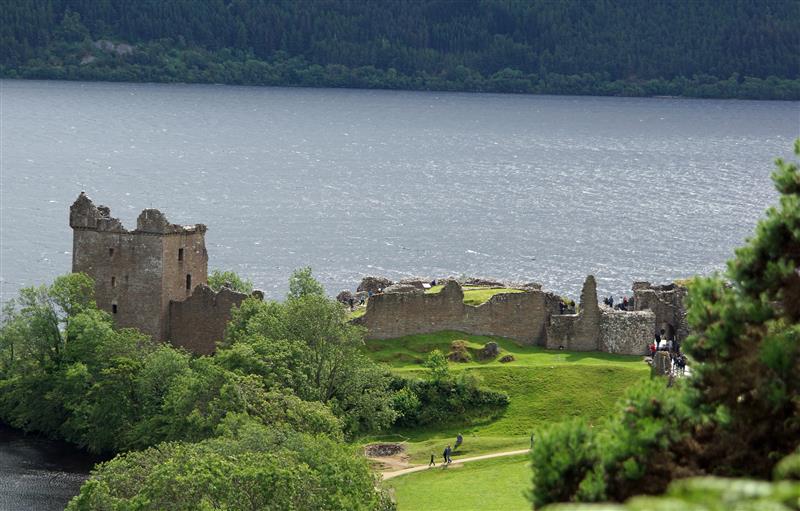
344,289 -> 385,311
429,433 -> 463,467
648,329 -> 687,375
603,295 -> 635,311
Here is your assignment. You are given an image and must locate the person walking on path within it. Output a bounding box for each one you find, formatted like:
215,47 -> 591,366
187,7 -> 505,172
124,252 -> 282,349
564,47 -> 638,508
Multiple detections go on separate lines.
429,452 -> 436,467
443,445 -> 452,464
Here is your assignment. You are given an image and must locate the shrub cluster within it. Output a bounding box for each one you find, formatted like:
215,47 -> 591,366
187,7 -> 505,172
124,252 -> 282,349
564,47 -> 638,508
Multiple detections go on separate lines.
391,370 -> 509,428
67,419 -> 394,511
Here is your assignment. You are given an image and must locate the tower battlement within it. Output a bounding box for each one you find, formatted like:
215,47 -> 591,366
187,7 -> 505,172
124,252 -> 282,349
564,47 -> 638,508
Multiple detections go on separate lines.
70,192 -> 206,235
70,192 -> 208,341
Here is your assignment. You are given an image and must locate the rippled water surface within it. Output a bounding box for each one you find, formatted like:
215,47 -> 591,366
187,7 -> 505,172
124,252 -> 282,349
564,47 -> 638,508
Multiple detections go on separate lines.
0,424 -> 99,510
1,79 -> 798,300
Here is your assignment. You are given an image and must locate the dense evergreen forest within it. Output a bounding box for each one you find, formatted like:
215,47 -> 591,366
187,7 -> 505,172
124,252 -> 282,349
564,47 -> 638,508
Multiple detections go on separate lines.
2,0 -> 799,99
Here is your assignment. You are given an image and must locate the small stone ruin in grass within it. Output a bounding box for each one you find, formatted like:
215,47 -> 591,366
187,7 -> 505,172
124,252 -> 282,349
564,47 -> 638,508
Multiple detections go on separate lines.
499,354 -> 515,363
364,443 -> 405,457
478,341 -> 501,360
448,340 -> 472,362
336,290 -> 353,303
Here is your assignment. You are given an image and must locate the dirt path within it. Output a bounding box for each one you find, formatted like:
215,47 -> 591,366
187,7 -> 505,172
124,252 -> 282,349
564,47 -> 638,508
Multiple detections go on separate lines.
381,449 -> 530,480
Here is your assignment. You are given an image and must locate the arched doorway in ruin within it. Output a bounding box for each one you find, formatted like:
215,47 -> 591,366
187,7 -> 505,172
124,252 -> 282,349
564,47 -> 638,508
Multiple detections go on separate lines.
659,322 -> 676,341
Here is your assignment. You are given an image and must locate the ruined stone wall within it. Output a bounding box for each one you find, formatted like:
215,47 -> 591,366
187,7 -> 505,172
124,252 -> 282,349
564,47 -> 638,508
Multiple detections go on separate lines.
633,282 -> 689,342
168,285 -> 248,355
356,280 -> 560,345
598,309 -> 655,355
70,193 -> 208,341
160,223 -> 208,338
71,194 -> 166,339
545,276 -> 602,351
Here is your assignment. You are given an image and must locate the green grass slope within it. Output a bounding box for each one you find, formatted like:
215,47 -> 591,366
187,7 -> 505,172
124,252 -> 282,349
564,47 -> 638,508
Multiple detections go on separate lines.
366,331 -> 646,370
385,453 -> 531,511
364,332 -> 648,463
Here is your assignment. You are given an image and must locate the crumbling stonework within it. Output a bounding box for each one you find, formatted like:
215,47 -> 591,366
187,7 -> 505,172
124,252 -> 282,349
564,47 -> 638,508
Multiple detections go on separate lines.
651,351 -> 672,376
70,193 -> 254,355
357,276 -> 394,294
633,282 -> 689,342
168,284 -> 250,355
546,275 -> 601,351
357,273 -> 688,356
384,283 -> 422,294
70,192 -> 208,341
336,290 -> 354,303
355,280 -> 561,344
598,309 -> 655,355
398,278 -> 429,289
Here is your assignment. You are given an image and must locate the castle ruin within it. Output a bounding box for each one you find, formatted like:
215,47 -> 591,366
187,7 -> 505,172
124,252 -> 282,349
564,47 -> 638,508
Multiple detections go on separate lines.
357,275 -> 688,356
354,279 -> 561,344
70,193 -> 249,354
69,192 -> 687,357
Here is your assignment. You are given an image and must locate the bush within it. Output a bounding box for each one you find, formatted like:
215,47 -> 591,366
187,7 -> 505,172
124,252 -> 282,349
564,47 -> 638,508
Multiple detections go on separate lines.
683,140 -> 800,477
530,419 -> 598,508
584,380 -> 701,502
391,371 -> 509,428
67,421 -> 394,511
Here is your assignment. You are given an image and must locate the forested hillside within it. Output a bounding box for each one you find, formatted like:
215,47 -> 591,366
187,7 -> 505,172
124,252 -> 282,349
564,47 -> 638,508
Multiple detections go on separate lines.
2,0 -> 799,99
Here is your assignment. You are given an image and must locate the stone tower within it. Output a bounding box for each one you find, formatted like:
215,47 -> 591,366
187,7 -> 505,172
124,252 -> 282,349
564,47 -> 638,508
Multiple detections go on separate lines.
69,192 -> 208,340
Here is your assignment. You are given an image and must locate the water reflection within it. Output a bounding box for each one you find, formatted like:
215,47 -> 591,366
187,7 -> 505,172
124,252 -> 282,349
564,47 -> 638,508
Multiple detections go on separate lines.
0,424 -> 102,511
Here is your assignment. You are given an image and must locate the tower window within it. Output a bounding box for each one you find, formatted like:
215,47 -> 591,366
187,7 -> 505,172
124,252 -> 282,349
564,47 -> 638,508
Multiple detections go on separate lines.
125,275 -> 129,283
109,248 -> 115,257
111,276 -> 116,288
186,274 -> 192,290
112,304 -> 118,314
178,248 -> 184,261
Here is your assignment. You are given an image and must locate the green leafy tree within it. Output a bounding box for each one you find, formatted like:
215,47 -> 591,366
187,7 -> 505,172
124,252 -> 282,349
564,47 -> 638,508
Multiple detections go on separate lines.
67,422 -> 394,511
207,269 -> 253,294
225,280 -> 396,436
530,419 -> 599,508
287,266 -> 325,299
424,349 -> 450,382
0,273 -> 97,435
684,139 -> 800,477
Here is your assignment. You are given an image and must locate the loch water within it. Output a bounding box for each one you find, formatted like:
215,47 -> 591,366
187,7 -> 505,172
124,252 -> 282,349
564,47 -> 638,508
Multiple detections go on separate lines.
0,424 -> 100,510
1,79 -> 798,301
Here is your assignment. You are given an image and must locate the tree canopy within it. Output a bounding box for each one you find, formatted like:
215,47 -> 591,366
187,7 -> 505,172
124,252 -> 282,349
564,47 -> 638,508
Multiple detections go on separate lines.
2,0 -> 798,99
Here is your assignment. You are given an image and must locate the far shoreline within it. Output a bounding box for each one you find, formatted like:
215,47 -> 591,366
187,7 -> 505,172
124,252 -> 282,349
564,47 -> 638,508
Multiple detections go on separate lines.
3,76 -> 800,104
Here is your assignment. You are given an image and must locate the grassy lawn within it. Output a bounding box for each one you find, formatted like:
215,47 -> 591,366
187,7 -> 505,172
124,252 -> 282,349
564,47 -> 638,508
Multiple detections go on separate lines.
348,306 -> 366,319
363,331 -> 648,464
365,331 -> 648,370
426,285 -> 525,306
385,453 -> 531,511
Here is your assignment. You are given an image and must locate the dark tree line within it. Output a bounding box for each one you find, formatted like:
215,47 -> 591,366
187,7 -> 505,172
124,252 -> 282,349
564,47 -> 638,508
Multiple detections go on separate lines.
2,0 -> 799,99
